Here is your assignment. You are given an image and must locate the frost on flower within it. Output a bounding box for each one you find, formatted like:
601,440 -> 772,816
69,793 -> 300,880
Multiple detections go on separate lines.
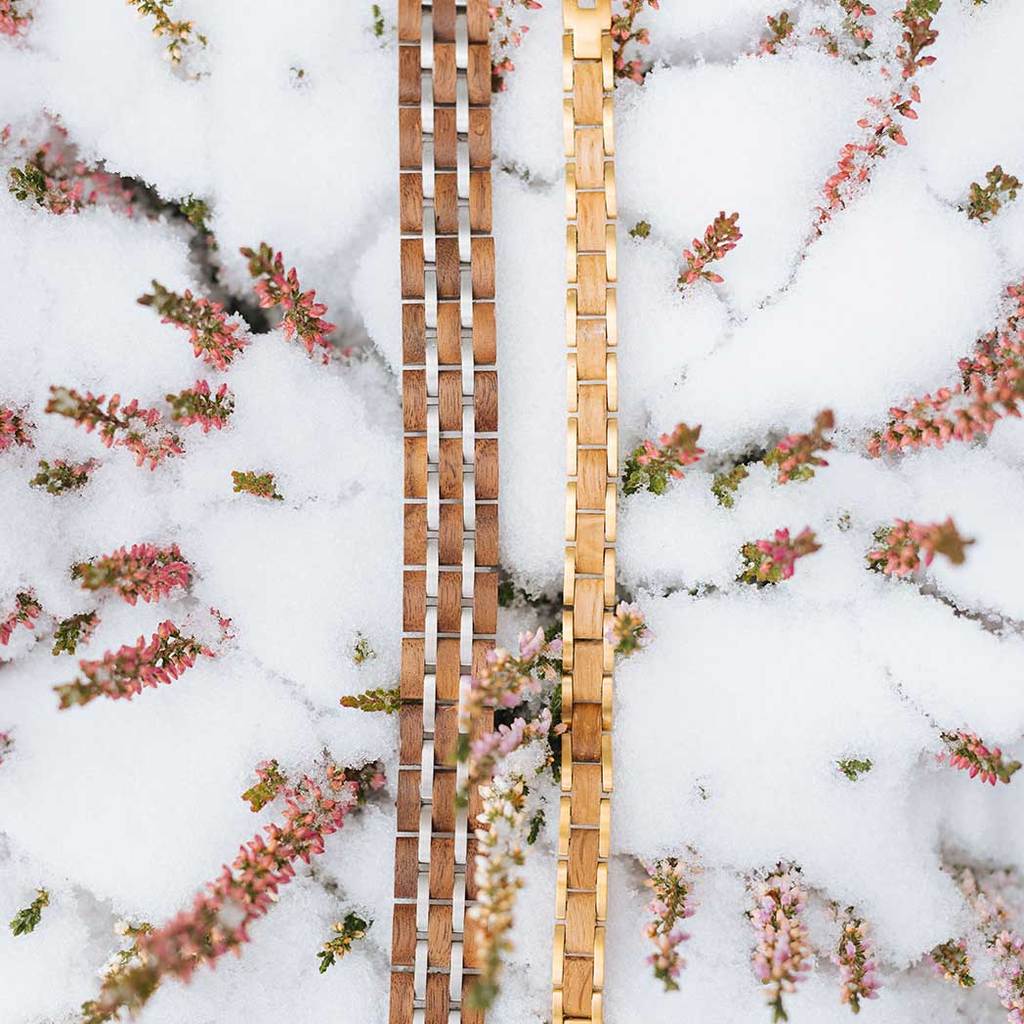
231,470 -> 283,501
9,888 -> 49,937
740,528 -> 820,585
51,611 -> 100,656
811,1 -> 876,62
54,620 -> 213,709
126,0 -> 207,66
29,458 -> 98,495
763,410 -> 835,484
832,907 -> 881,1013
165,380 -> 234,432
0,404 -> 32,451
939,730 -> 1021,787
72,542 -> 191,606
643,857 -> 696,991
317,912 -> 370,973
966,165 -> 1020,223
623,422 -> 704,495
749,864 -> 812,1023
992,930 -> 1024,1024
78,761 -> 385,1023
46,386 -> 184,470
678,212 -> 742,287
866,518 -> 972,577
759,12 -> 796,57
138,282 -> 248,371
605,601 -> 650,657
240,243 -> 338,362
611,0 -> 659,83
0,590 -> 41,646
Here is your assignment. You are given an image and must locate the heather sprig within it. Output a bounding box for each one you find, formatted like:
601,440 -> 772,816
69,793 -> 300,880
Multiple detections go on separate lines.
712,464 -> 749,508
165,380 -> 233,431
643,857 -> 696,991
242,759 -> 288,812
138,281 -> 248,370
623,422 -> 704,495
78,761 -> 385,1023
605,601 -> 650,656
240,243 -> 337,361
340,686 -> 401,714
488,0 -> 542,92
749,864 -> 812,1022
55,620 -> 213,708
0,405 -> 32,451
833,907 -> 881,1013
10,889 -> 49,937
352,634 -> 376,664
928,938 -> 974,987
966,165 -> 1020,223
760,11 -> 795,55
126,0 -> 207,65
813,1 -> 876,59
30,458 -> 97,494
764,410 -> 835,484
940,730 -> 1021,786
317,912 -> 370,972
679,212 -> 742,287
991,929 -> 1024,1023
740,528 -> 820,585
72,543 -> 190,605
46,386 -> 183,469
611,0 -> 659,83
0,0 -> 31,36
466,710 -> 553,798
0,590 -> 41,645
837,757 -> 873,781
52,611 -> 100,656
231,470 -> 283,501
866,518 -> 972,576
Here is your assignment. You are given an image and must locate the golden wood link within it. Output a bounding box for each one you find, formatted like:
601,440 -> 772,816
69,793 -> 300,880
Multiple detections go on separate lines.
554,2 -> 616,1023
392,2 -> 498,1023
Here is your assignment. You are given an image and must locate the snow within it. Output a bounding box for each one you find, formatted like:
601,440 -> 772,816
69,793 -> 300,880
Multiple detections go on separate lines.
3,0 -> 1024,1022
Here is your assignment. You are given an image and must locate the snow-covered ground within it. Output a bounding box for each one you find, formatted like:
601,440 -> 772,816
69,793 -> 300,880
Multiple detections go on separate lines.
2,1 -> 1024,1022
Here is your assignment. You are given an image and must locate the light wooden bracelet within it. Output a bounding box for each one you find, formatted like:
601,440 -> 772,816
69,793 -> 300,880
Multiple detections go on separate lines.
553,2 -> 617,1023
391,2 -> 499,1022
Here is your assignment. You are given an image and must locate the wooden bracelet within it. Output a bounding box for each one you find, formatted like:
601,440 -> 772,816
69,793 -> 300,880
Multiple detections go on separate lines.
553,2 -> 617,1023
391,2 -> 499,1022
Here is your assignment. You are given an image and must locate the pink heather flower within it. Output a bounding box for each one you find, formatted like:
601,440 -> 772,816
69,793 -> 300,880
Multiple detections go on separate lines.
241,759 -> 288,812
832,907 -> 881,1013
488,0 -> 543,92
992,930 -> 1024,1024
759,11 -> 795,56
740,527 -> 820,585
678,212 -> 742,287
939,730 -> 1021,787
869,283 -> 1024,456
165,380 -> 234,432
611,0 -> 659,83
624,422 -> 704,495
0,405 -> 32,452
79,761 -> 383,1023
749,864 -> 812,1022
466,708 -> 552,793
54,620 -> 213,709
240,244 -> 337,362
643,857 -> 696,991
866,518 -> 973,577
605,601 -> 650,656
72,542 -> 191,606
0,0 -> 31,36
46,386 -> 183,470
764,410 -> 835,484
0,591 -> 41,646
812,1 -> 876,60
138,282 -> 249,370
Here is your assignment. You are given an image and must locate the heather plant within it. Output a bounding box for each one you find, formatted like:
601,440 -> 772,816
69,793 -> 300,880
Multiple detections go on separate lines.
643,857 -> 696,991
866,518 -> 972,576
240,243 -> 337,361
740,528 -> 820,585
623,422 -> 704,495
352,633 -> 376,663
812,1 -> 876,60
488,0 -> 542,92
78,761 -> 384,1023
0,404 -> 32,451
46,386 -> 184,470
0,590 -> 41,645
231,470 -> 283,500
833,907 -> 881,1012
72,543 -> 190,605
630,220 -> 651,239
837,757 -> 873,781
0,0 -> 31,36
165,380 -> 233,431
611,0 -> 659,83
966,165 -> 1020,223
939,730 -> 1021,786
54,620 -> 213,708
138,281 -> 248,370
51,611 -> 100,656
869,282 -> 1024,455
749,864 -> 812,1022
760,11 -> 795,56
317,912 -> 370,972
712,464 -> 749,508
340,686 -> 401,714
9,889 -> 49,936
928,938 -> 975,987
126,0 -> 207,65
242,760 -> 288,812
763,410 -> 835,484
29,458 -> 98,494
605,601 -> 650,656
678,212 -> 742,286
991,930 -> 1024,1023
